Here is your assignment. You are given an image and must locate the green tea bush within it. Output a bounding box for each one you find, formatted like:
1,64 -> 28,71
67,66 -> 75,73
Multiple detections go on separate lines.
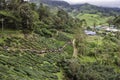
56,32 -> 71,41
0,50 -> 63,80
35,28 -> 53,38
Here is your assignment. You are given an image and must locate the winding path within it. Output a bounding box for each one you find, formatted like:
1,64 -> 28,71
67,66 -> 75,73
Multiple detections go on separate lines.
3,41 -> 72,54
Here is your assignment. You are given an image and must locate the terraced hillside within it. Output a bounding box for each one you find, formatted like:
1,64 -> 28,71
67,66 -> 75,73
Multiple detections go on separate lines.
1,0 -> 120,80
0,31 -> 120,80
0,33 -> 73,80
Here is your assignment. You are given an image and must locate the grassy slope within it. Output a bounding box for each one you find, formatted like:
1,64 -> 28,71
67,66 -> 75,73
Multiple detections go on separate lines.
76,13 -> 111,26
0,30 -> 120,79
85,35 -> 120,72
0,30 -> 69,80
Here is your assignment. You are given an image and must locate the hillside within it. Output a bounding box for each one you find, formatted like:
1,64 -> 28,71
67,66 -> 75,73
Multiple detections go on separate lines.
71,3 -> 120,16
1,0 -> 120,80
30,0 -> 70,7
0,29 -> 120,80
30,0 -> 120,16
76,13 -> 113,26
29,0 -> 120,26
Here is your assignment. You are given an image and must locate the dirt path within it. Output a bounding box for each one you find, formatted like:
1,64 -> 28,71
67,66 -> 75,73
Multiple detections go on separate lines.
3,42 -> 71,54
72,39 -> 78,58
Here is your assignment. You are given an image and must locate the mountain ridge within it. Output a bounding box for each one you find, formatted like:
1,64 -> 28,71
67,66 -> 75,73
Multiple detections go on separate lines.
30,0 -> 120,16
30,0 -> 120,9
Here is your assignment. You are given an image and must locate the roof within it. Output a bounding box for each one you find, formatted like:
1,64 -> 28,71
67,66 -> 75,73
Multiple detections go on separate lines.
105,28 -> 119,32
85,30 -> 96,35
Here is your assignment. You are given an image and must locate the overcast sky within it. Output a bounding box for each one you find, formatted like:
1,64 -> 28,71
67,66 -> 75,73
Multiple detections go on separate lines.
59,0 -> 120,8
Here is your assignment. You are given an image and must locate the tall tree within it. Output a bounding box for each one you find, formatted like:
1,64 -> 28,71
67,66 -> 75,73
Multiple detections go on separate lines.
18,3 -> 35,33
38,3 -> 50,21
113,16 -> 120,29
0,0 -> 6,10
54,9 -> 69,30
72,19 -> 86,58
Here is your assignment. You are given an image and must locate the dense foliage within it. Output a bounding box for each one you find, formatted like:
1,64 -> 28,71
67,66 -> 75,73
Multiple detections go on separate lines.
0,0 -> 120,80
58,59 -> 120,80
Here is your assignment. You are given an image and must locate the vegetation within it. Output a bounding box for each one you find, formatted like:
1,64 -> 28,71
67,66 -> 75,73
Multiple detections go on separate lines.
76,13 -> 113,26
0,0 -> 120,80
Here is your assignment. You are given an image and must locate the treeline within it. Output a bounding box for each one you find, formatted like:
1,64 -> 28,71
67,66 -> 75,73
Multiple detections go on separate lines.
0,0 -> 82,36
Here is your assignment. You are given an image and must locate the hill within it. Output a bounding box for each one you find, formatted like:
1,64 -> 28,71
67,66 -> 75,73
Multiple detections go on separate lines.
76,13 -> 110,26
71,3 -> 120,16
29,0 -> 120,26
30,0 -> 120,16
1,0 -> 120,80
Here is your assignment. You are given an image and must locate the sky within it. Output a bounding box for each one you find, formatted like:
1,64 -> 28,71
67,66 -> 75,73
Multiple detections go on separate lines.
59,0 -> 120,8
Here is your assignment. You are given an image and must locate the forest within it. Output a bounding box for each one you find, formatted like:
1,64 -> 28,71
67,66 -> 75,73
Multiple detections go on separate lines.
0,0 -> 120,80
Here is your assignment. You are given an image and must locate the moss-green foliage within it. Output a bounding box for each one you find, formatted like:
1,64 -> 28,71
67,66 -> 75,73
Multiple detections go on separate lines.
113,16 -> 120,28
84,35 -> 120,65
0,36 -> 70,80
0,24 -> 120,80
58,58 -> 120,80
1,1 -> 120,80
0,0 -> 80,38
56,34 -> 120,80
0,10 -> 20,22
0,51 -> 65,80
0,35 -> 68,51
55,32 -> 71,41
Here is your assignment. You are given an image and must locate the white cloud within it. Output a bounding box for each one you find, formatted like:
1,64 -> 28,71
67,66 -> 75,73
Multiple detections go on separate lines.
63,0 -> 117,3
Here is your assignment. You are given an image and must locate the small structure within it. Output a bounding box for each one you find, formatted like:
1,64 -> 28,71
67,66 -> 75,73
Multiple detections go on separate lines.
84,30 -> 96,35
105,27 -> 119,32
95,26 -> 101,30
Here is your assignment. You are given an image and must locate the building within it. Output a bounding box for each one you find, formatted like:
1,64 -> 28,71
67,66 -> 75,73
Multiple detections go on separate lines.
84,30 -> 96,35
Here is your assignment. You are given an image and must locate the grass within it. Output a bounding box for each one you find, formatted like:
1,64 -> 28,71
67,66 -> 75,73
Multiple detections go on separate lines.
60,31 -> 73,39
86,35 -> 103,45
79,56 -> 97,63
0,29 -> 23,43
55,69 -> 64,80
76,13 -> 112,26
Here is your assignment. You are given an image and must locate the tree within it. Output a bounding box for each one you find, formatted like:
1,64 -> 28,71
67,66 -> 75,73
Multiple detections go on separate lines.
107,19 -> 113,27
18,3 -> 36,33
113,16 -> 120,29
0,10 -> 21,29
0,0 -> 6,10
30,3 -> 37,11
0,0 -> 24,30
38,3 -> 50,21
72,19 -> 86,58
53,9 -> 70,30
0,0 -> 6,32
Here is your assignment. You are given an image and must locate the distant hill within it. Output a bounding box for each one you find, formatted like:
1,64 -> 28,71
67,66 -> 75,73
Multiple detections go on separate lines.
30,0 -> 70,7
30,0 -> 120,16
71,3 -> 120,16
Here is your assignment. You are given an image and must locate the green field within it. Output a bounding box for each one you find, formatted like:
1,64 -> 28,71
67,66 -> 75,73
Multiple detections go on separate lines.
76,13 -> 112,26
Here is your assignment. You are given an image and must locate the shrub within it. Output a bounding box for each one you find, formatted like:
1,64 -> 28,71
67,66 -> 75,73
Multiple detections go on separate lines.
58,59 -> 120,80
56,32 -> 70,41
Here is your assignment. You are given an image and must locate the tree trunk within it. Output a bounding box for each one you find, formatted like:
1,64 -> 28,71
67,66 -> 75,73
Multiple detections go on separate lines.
72,39 -> 78,58
1,18 -> 4,32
